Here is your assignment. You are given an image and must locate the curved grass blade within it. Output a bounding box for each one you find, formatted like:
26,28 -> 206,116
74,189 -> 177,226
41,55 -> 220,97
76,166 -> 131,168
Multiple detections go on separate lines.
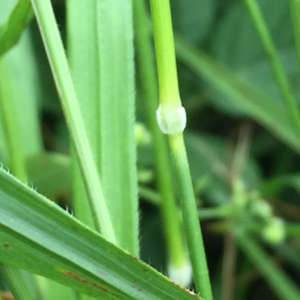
0,0 -> 33,57
0,169 -> 201,300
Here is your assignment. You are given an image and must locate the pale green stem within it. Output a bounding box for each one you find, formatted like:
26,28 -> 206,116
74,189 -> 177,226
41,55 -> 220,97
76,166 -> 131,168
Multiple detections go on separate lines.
149,1 -> 213,296
134,0 -> 187,270
0,264 -> 35,300
29,0 -> 116,242
149,0 -> 180,108
168,134 -> 213,298
0,61 -> 26,182
244,0 -> 300,139
289,0 -> 300,74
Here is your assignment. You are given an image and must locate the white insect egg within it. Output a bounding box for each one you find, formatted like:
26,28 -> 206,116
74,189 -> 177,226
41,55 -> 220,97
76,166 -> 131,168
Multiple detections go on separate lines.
156,104 -> 187,135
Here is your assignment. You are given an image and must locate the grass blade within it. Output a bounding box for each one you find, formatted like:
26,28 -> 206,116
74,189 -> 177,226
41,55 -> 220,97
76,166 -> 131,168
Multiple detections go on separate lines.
67,0 -> 97,232
0,264 -> 35,300
0,169 -> 201,300
29,0 -> 115,241
0,59 -> 26,181
96,0 -> 139,256
0,0 -> 33,58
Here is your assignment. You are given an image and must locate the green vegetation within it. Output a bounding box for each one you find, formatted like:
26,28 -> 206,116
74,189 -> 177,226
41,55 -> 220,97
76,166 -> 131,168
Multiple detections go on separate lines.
1,0 -> 300,300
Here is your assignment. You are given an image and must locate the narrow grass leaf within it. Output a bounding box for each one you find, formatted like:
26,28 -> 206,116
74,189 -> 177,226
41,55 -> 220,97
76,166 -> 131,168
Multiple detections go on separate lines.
67,0 -> 97,231
0,169 -> 201,300
30,0 -> 115,240
97,0 -> 139,256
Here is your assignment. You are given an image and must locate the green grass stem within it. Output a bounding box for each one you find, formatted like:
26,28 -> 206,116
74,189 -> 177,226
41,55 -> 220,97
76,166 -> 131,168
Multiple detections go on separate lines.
134,0 -> 188,276
149,0 -> 180,109
149,1 -> 213,296
244,0 -> 300,139
0,264 -> 35,300
169,134 -> 213,298
29,0 -> 116,242
0,60 -> 26,182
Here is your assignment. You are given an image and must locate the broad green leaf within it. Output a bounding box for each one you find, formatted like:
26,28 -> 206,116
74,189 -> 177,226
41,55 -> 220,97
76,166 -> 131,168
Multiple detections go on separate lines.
0,0 -> 33,57
175,37 -> 300,153
0,169 -> 201,300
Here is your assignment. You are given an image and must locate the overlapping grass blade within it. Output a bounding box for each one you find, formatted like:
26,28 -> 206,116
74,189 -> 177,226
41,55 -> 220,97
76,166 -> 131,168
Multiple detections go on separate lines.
0,264 -> 35,300
67,0 -> 97,230
0,169 -> 201,300
30,0 -> 115,241
0,0 -> 33,57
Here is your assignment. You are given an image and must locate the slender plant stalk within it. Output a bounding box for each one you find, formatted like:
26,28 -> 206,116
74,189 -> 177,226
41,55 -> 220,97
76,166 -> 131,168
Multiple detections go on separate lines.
222,234 -> 236,300
168,135 -> 213,298
149,1 -> 212,297
0,61 -> 26,182
244,0 -> 300,139
149,0 -> 180,109
289,0 -> 300,67
0,264 -> 35,300
29,0 -> 116,242
133,0 -> 189,283
0,52 -> 42,300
